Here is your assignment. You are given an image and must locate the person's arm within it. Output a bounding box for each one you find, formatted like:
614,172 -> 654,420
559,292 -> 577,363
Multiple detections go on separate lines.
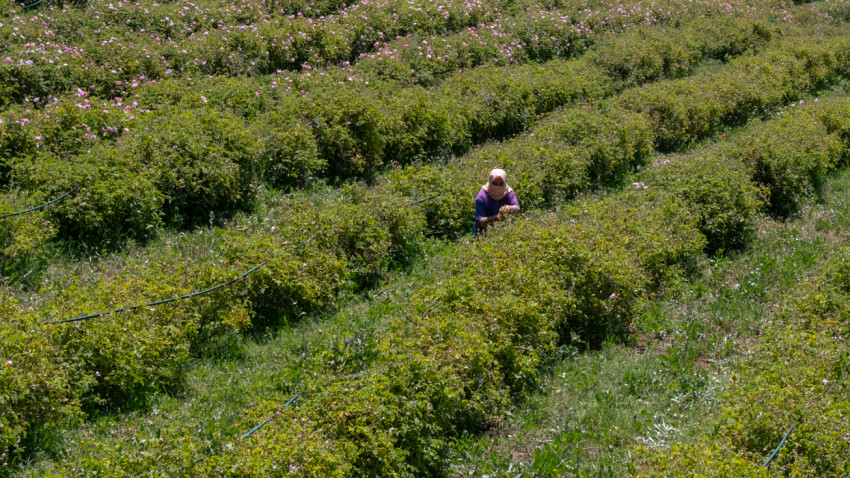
476,195 -> 501,228
479,213 -> 502,227
499,191 -> 521,215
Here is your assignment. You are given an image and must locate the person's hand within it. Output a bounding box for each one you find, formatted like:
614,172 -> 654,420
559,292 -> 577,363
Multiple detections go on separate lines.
499,205 -> 510,215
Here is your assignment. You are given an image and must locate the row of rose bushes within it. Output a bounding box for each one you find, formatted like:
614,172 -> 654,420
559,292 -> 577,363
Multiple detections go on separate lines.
634,258 -> 850,476
0,17 -> 777,266
348,10 -> 780,88
37,90 -> 850,476
0,0 -> 783,107
4,32 -> 849,467
0,0 -> 504,107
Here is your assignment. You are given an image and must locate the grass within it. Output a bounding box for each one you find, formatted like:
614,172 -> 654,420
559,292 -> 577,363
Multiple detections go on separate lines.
445,165 -> 850,477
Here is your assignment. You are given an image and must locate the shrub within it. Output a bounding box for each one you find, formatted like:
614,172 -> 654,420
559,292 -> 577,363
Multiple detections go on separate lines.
125,107 -> 258,226
305,86 -> 397,179
586,27 -> 697,88
562,189 -> 706,285
11,148 -> 165,246
817,96 -> 850,148
733,109 -> 843,216
381,102 -> 656,241
637,277 -> 850,475
682,17 -> 773,59
0,191 -> 58,281
41,260 -> 254,409
634,442 -> 770,477
0,14 -> 784,254
251,112 -> 323,189
0,299 -> 80,457
640,152 -> 763,252
532,105 -> 655,187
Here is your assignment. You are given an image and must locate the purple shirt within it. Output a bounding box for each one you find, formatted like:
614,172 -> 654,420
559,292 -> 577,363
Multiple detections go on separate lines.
474,188 -> 519,233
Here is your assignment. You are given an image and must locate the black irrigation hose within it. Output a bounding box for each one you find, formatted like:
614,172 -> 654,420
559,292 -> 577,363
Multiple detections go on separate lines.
45,237 -> 314,325
180,391 -> 302,472
0,188 -> 77,220
411,194 -> 440,206
762,362 -> 848,467
418,297 -> 439,319
239,392 -> 303,440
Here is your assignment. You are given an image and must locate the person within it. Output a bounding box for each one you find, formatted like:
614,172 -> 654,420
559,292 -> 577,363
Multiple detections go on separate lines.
474,168 -> 520,235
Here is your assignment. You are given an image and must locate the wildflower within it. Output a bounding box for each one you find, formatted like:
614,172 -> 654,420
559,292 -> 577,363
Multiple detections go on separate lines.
201,96 -> 207,103
4,361 -> 12,367
35,135 -> 41,140
95,371 -> 101,376
255,91 -> 260,97
823,378 -> 829,385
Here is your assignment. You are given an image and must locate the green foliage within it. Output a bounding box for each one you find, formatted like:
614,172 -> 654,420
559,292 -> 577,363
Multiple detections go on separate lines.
612,33 -> 850,151
733,105 -> 846,216
4,3 -> 850,474
0,192 -> 58,281
13,148 -> 165,246
635,442 -> 769,477
250,113 -> 323,189
0,12 -> 783,254
637,270 -> 850,475
641,152 -> 762,253
586,26 -> 696,88
40,262 -> 254,410
191,186 -> 704,475
0,298 -> 81,456
126,107 -> 259,226
10,29 -> 850,464
713,285 -> 850,475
